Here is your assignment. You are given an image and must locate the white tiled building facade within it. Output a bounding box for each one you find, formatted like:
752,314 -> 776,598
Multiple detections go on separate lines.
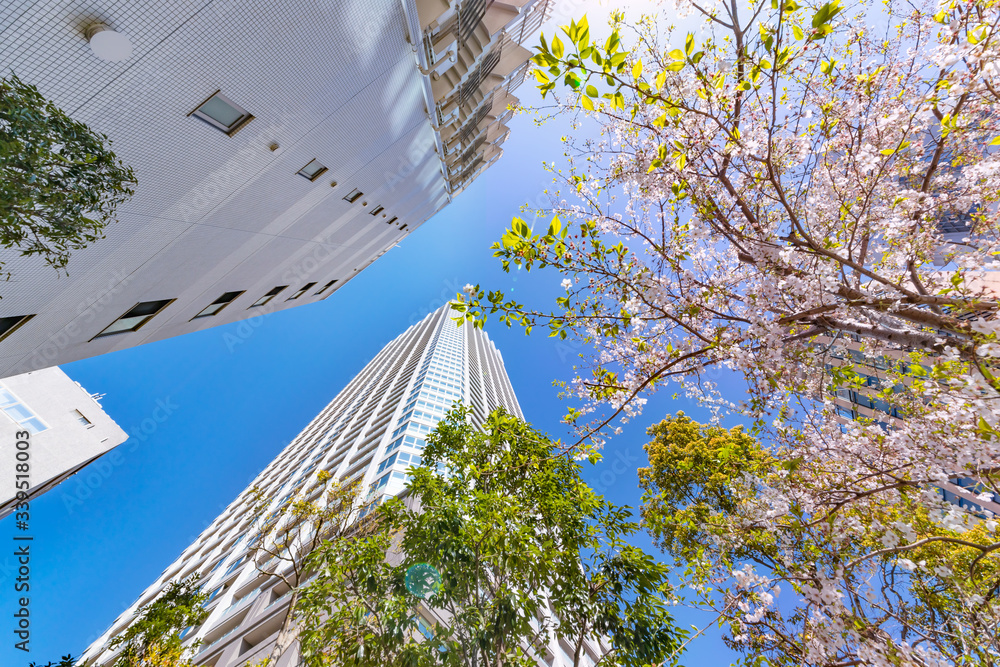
0,0 -> 549,378
0,367 -> 127,519
78,307 -> 555,667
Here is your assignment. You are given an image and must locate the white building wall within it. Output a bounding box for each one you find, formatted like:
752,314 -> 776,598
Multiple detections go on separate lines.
0,0 -> 549,378
0,367 -> 127,518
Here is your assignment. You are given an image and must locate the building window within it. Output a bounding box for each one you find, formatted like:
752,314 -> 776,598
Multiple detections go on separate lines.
249,286 -> 287,308
369,205 -> 384,216
192,291 -> 244,319
74,409 -> 93,428
94,300 -> 174,338
315,280 -> 337,295
0,386 -> 47,434
297,159 -> 328,182
343,189 -> 363,203
386,217 -> 398,225
0,315 -> 34,343
287,283 -> 317,300
189,91 -> 254,135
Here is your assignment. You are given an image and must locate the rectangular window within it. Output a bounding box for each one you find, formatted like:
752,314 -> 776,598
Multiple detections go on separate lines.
0,386 -> 48,434
0,314 -> 34,343
249,286 -> 287,308
297,159 -> 328,182
386,217 -> 398,225
343,189 -> 363,203
189,91 -> 254,135
287,283 -> 317,300
74,409 -> 93,428
94,300 -> 174,338
369,205 -> 384,216
315,280 -> 337,295
192,291 -> 244,319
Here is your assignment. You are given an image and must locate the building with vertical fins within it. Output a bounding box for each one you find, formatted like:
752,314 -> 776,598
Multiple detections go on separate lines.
0,0 -> 550,378
80,307 -> 604,667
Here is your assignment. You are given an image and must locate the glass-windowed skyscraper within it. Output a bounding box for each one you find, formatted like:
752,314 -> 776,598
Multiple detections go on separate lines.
79,306 -> 530,667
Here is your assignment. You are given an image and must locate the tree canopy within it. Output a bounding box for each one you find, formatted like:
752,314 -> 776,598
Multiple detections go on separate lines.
0,74 -> 135,277
296,407 -> 684,667
108,577 -> 208,667
454,0 -> 1000,453
640,412 -> 1000,667
243,470 -> 365,666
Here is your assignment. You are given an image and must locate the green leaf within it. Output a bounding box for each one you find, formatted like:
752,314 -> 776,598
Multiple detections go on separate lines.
792,24 -> 804,40
605,30 -> 621,52
552,35 -> 564,58
811,0 -> 843,30
685,33 -> 695,55
581,95 -> 594,110
585,84 -> 599,97
632,60 -> 643,79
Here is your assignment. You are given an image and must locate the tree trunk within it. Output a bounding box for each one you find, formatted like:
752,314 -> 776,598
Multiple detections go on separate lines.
266,588 -> 300,667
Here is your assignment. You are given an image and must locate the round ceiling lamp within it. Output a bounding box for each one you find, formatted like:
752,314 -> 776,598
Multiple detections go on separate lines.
86,23 -> 133,62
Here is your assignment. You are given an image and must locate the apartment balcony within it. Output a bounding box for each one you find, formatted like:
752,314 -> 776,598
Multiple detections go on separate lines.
402,0 -> 552,194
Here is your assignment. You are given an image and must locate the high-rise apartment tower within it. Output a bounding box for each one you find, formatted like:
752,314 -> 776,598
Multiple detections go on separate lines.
79,307 -> 551,667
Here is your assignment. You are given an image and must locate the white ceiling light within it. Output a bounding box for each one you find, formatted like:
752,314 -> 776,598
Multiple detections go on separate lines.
85,23 -> 133,62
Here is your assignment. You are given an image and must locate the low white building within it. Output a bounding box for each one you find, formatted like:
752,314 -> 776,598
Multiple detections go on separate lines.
0,367 -> 127,519
0,0 -> 549,378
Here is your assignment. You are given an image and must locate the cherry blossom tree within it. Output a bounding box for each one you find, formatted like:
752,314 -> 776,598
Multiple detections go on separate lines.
640,412 -> 1000,667
458,0 -> 1000,446
451,0 -> 1000,663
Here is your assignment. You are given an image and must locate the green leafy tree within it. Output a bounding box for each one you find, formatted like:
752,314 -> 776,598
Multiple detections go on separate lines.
640,413 -> 1000,666
108,577 -> 208,667
243,471 -> 367,666
0,74 -> 135,277
296,407 -> 684,667
28,656 -> 75,667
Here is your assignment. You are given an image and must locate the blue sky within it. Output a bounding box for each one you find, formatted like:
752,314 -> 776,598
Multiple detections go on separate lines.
1,3 -> 744,664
